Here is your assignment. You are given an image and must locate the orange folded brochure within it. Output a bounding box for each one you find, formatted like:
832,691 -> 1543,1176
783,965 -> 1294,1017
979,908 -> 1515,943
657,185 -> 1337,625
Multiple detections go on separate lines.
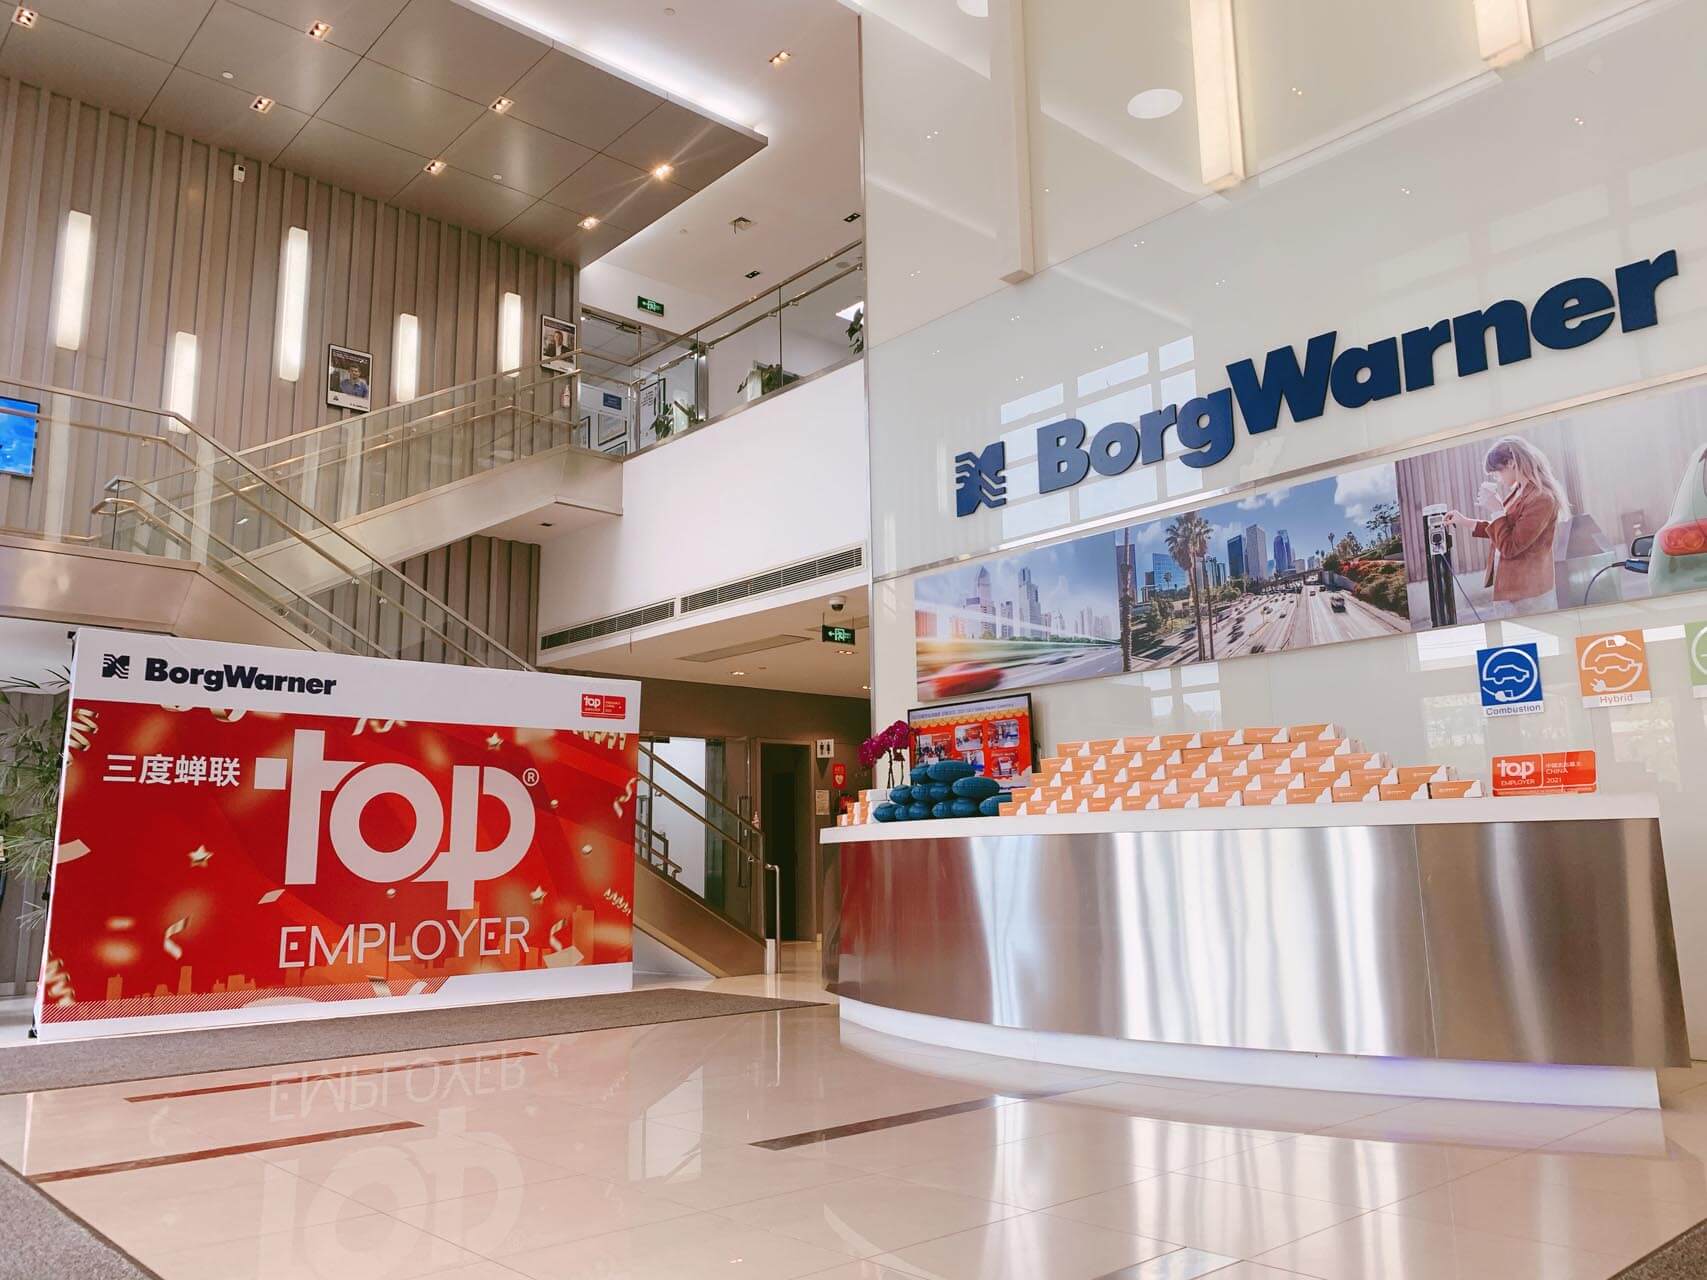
1209,743 -> 1260,763
1055,741 -> 1090,758
1165,776 -> 1213,794
1238,770 -> 1297,791
1123,780 -> 1170,800
1250,741 -> 1302,760
1158,760 -> 1202,781
1332,768 -> 1391,791
1116,735 -> 1158,753
1242,788 -> 1289,806
1290,779 -> 1337,798
1084,739 -> 1120,756
1384,765 -> 1454,785
1194,760 -> 1247,781
1285,723 -> 1344,743
1082,794 -> 1123,812
1038,756 -> 1069,775
1233,726 -> 1284,745
1031,785 -> 1067,805
1176,747 -> 1216,767
1149,791 -> 1197,809
1428,779 -> 1483,798
1275,756 -> 1336,776
1297,738 -> 1354,758
1193,729 -> 1238,749
1157,733 -> 1196,751
1191,790 -> 1242,807
1332,783 -> 1380,803
1379,783 -> 1427,801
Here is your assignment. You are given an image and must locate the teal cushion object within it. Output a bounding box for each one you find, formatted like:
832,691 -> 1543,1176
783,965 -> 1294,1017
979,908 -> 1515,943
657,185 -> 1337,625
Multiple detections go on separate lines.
931,800 -> 956,819
910,764 -> 932,784
927,759 -> 976,783
873,803 -> 897,822
950,798 -> 979,818
925,782 -> 951,803
951,775 -> 1001,800
978,795 -> 1004,816
904,802 -> 931,821
889,786 -> 912,805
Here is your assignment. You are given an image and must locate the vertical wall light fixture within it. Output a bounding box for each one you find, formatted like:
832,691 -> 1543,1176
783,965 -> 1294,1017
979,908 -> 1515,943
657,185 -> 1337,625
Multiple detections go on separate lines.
1188,0 -> 1245,191
394,312 -> 420,402
276,226 -> 309,381
167,331 -> 199,425
53,210 -> 93,350
1473,0 -> 1534,67
498,291 -> 522,373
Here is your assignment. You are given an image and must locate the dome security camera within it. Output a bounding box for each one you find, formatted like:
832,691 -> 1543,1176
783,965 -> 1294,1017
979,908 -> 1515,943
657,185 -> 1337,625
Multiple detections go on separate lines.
828,595 -> 847,612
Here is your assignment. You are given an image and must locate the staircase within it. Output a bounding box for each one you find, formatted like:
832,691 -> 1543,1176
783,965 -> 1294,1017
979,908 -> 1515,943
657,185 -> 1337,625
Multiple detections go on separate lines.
0,375 -> 771,977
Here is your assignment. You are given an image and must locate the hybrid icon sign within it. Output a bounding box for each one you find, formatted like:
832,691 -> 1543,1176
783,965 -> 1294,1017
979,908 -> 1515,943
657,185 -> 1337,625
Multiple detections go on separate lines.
1688,621 -> 1707,699
1575,630 -> 1652,707
1477,643 -> 1543,717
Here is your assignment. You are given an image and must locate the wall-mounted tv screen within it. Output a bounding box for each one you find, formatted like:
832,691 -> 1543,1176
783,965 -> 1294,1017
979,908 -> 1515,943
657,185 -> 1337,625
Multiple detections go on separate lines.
0,396 -> 39,478
908,692 -> 1035,790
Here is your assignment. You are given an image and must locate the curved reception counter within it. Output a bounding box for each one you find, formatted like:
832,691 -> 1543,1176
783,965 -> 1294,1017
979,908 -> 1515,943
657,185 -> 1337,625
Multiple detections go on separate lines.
822,796 -> 1688,1108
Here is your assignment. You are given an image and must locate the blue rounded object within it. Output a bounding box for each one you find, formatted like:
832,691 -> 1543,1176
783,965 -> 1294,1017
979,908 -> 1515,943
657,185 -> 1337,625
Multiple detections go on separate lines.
910,764 -> 932,784
950,798 -> 980,818
889,785 -> 912,805
904,802 -> 931,821
931,800 -> 956,819
927,759 -> 976,783
873,803 -> 898,823
978,795 -> 1004,816
951,775 -> 1001,800
925,782 -> 951,803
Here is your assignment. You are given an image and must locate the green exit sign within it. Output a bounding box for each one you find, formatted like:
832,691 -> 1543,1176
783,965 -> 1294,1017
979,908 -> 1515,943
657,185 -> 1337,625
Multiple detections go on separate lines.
637,295 -> 665,317
821,625 -> 856,645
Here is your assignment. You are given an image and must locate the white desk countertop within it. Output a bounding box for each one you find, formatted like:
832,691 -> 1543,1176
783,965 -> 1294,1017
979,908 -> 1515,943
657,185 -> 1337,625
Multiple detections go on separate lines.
820,793 -> 1658,844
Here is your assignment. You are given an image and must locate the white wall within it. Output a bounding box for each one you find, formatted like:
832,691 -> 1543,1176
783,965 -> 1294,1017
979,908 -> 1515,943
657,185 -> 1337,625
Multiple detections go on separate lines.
578,260 -> 722,333
861,0 -> 1707,1050
649,736 -> 709,896
539,360 -> 869,630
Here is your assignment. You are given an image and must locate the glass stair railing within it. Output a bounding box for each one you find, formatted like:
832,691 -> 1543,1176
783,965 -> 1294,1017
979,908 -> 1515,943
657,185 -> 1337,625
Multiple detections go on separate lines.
0,376 -> 773,971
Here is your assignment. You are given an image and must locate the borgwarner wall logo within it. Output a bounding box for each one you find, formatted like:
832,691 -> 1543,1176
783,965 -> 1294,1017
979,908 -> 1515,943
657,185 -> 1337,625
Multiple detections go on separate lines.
952,250 -> 1679,516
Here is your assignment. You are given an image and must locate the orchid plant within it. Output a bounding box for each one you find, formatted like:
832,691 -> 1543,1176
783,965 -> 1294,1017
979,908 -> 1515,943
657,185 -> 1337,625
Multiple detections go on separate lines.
859,719 -> 910,788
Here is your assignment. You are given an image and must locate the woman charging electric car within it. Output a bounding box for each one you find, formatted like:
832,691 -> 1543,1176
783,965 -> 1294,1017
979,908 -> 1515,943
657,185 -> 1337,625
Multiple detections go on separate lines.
1448,436 -> 1568,617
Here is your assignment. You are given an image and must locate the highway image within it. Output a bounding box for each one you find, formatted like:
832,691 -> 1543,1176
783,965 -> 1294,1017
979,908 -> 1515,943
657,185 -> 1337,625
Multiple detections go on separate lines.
1129,578 -> 1408,669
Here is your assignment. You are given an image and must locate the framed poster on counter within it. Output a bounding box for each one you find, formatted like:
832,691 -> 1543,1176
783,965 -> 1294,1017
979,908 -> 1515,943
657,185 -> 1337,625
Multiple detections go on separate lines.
908,692 -> 1034,789
34,629 -> 641,1040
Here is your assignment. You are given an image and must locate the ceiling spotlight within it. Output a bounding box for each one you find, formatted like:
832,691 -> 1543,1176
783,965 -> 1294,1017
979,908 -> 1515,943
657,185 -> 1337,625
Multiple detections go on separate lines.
731,670 -> 746,677
423,158 -> 446,175
744,269 -> 762,279
306,19 -> 331,39
651,163 -> 674,180
11,6 -> 37,28
490,96 -> 514,113
491,173 -> 503,181
578,216 -> 599,230
249,95 -> 275,113
1126,88 -> 1183,119
221,71 -> 234,80
769,50 -> 791,66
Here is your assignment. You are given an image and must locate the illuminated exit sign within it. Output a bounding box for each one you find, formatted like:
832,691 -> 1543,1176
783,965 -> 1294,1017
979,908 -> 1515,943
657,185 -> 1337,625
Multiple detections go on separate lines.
821,625 -> 855,645
637,296 -> 665,317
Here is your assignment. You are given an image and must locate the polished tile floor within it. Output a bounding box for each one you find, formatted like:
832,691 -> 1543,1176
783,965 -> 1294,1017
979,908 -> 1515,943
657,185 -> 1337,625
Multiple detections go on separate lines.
3,947 -> 1704,1279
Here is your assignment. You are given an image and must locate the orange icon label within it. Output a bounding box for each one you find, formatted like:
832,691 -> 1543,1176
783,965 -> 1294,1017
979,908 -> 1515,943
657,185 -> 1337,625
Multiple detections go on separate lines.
1575,630 -> 1651,707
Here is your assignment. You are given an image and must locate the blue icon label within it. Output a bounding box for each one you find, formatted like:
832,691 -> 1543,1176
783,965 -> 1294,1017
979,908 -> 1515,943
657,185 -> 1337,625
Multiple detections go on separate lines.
1477,642 -> 1544,717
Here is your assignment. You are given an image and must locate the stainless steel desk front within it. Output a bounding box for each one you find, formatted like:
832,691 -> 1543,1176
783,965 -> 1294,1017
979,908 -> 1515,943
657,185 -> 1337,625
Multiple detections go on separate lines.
828,817 -> 1688,1068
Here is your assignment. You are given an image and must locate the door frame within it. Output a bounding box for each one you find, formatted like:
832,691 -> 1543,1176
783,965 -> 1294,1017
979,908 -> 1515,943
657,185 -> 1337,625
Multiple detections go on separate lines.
754,737 -> 820,943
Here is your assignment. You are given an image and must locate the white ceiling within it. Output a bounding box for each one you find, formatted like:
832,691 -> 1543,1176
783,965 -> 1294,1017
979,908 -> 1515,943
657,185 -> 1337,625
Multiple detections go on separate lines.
470,0 -> 863,318
543,586 -> 871,698
0,0 -> 776,263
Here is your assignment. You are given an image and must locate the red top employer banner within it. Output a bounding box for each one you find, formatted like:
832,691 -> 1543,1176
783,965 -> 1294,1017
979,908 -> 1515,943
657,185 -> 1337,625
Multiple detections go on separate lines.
37,629 -> 641,1039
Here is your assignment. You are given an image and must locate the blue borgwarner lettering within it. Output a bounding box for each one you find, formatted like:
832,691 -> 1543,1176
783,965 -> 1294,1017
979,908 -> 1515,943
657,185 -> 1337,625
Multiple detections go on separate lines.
953,250 -> 1679,517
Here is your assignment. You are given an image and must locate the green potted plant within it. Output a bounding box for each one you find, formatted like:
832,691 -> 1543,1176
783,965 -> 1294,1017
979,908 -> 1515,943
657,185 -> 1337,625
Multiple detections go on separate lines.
737,362 -> 800,401
846,306 -> 864,354
0,672 -> 71,940
650,398 -> 703,440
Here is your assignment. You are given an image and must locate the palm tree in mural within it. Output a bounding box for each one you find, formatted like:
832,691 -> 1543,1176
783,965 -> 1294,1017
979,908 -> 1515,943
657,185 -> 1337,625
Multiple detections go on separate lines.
1165,512 -> 1215,662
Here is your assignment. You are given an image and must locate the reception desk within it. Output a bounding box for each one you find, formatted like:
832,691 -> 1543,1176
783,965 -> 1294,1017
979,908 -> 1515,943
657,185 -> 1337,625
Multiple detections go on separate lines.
822,796 -> 1688,1108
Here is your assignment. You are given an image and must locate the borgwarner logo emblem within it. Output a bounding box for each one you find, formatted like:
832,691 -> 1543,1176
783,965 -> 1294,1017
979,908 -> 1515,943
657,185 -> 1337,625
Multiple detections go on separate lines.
955,441 -> 1007,516
100,654 -> 130,679
258,729 -> 535,910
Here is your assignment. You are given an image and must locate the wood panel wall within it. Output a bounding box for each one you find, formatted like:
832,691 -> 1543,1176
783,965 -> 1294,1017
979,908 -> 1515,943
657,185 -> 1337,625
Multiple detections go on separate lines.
0,76 -> 575,538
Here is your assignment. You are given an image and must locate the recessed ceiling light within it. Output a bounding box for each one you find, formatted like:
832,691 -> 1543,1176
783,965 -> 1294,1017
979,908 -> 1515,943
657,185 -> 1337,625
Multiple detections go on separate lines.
306,19 -> 331,39
1399,185 -> 1412,195
744,269 -> 762,279
578,216 -> 599,230
539,521 -> 553,527
490,96 -> 514,113
11,6 -> 37,28
491,173 -> 503,181
731,670 -> 746,677
769,50 -> 790,66
1291,85 -> 1304,96
1126,88 -> 1183,119
1572,115 -> 1585,126
843,211 -> 861,223
249,95 -> 274,114
221,71 -> 234,80
651,163 -> 674,180
423,158 -> 446,175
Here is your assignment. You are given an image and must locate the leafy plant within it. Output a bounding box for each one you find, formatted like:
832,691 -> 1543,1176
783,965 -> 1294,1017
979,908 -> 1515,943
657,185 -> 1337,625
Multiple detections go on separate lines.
0,671 -> 71,934
737,362 -> 800,398
846,306 -> 864,354
650,398 -> 703,441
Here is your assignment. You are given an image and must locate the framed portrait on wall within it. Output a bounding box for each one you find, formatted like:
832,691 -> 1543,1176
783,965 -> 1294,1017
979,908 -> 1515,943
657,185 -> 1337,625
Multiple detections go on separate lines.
326,345 -> 373,411
595,409 -> 627,452
541,316 -> 577,374
638,379 -> 662,433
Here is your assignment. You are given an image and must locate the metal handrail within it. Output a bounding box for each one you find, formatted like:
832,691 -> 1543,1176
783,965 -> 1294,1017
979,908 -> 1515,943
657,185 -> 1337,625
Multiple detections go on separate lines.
4,375 -> 537,674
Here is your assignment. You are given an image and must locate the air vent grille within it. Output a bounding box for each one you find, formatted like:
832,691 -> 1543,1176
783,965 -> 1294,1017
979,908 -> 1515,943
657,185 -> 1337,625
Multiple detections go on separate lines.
541,599 -> 674,650
680,546 -> 864,615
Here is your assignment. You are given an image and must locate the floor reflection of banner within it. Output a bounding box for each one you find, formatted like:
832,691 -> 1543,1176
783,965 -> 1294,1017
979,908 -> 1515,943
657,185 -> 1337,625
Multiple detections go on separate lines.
37,629 -> 641,1039
914,379 -> 1707,700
